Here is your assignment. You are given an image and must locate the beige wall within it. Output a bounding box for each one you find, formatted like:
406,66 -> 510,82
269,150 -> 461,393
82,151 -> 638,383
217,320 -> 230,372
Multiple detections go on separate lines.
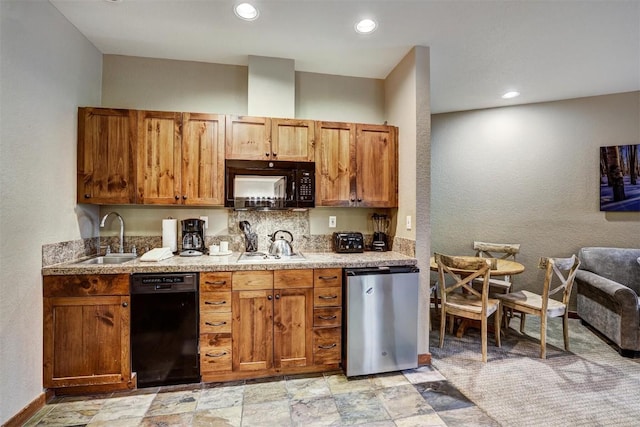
100,55 -> 390,238
385,47 -> 431,351
0,1 -> 102,423
431,91 -> 640,305
102,55 -> 248,114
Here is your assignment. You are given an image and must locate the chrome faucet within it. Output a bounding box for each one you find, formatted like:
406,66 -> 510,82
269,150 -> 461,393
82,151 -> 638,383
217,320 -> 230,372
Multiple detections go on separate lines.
100,212 -> 125,254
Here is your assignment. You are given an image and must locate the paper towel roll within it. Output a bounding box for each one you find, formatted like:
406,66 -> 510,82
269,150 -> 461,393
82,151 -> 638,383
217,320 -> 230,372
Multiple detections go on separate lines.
162,218 -> 178,252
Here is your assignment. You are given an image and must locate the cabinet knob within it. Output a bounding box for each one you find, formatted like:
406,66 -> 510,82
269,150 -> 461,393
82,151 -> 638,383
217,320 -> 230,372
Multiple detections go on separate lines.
272,152 -> 277,158
84,194 -> 91,199
357,198 -> 362,202
267,295 -> 273,300
175,195 -> 180,200
275,294 -> 280,300
265,152 -> 270,157
122,302 -> 128,308
182,195 -> 187,200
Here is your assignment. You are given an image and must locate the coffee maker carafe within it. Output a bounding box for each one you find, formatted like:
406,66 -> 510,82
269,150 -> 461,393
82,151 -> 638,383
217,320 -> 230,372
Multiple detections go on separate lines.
180,218 -> 206,256
372,213 -> 390,251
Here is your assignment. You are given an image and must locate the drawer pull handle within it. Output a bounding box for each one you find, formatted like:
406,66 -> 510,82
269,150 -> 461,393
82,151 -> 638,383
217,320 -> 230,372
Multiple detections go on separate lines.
319,295 -> 338,300
318,315 -> 337,320
206,321 -> 227,326
318,343 -> 337,350
205,351 -> 227,358
205,300 -> 226,305
319,276 -> 338,280
205,280 -> 227,285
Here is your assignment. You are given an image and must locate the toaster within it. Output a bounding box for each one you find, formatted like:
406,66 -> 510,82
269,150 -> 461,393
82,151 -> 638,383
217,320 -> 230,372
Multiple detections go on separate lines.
332,232 -> 364,253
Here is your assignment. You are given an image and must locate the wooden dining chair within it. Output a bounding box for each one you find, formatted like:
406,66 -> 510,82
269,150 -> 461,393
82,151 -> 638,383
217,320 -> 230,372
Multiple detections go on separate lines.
473,241 -> 521,327
435,253 -> 501,363
495,255 -> 580,359
473,241 -> 521,294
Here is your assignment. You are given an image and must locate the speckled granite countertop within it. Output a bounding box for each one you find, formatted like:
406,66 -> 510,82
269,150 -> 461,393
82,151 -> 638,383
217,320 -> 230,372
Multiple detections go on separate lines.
42,251 -> 418,275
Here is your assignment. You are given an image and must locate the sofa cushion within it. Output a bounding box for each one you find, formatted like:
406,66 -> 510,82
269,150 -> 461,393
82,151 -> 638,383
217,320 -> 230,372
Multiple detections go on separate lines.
578,247 -> 640,294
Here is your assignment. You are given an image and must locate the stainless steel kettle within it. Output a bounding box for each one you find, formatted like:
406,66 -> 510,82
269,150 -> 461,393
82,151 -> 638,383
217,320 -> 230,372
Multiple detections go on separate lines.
268,230 -> 294,256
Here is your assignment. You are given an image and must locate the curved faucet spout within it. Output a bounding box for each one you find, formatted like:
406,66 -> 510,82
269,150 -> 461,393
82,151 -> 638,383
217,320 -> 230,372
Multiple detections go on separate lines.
100,212 -> 125,254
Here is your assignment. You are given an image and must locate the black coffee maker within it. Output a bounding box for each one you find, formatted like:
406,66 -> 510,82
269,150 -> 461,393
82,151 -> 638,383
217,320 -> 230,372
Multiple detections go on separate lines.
180,218 -> 206,256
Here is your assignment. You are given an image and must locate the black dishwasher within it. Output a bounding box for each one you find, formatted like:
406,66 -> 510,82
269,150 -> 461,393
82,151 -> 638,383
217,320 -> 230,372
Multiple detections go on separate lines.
131,273 -> 200,387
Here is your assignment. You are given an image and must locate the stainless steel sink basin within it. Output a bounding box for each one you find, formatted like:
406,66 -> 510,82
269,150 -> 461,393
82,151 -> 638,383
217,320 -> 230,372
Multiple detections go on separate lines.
81,254 -> 137,265
236,251 -> 306,263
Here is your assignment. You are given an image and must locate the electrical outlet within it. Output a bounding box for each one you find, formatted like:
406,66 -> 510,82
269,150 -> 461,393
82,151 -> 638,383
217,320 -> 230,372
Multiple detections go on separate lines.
199,216 -> 209,229
329,216 -> 337,228
406,215 -> 412,230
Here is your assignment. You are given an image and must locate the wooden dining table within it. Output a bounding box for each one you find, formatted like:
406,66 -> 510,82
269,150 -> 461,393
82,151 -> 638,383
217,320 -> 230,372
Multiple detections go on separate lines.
429,256 -> 525,337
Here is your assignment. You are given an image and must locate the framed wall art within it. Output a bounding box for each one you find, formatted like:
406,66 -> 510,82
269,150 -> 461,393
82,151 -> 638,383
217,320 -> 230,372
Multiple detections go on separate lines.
600,144 -> 640,211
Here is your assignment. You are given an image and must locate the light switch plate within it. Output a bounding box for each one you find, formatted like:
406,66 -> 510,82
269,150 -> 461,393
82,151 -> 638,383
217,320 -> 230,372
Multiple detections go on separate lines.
406,215 -> 412,230
329,216 -> 337,228
199,216 -> 209,229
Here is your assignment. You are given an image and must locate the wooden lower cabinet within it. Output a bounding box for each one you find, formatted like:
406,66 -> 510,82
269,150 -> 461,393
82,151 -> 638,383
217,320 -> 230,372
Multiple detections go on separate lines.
312,269 -> 343,366
199,272 -> 233,380
201,268 -> 341,382
43,274 -> 134,392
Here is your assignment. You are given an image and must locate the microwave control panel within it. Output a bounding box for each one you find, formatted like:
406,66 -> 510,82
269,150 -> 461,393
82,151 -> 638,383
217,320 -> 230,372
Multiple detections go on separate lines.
298,170 -> 314,202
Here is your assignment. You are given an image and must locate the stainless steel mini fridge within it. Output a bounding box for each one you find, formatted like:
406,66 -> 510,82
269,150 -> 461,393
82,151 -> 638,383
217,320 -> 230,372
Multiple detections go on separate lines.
343,265 -> 420,377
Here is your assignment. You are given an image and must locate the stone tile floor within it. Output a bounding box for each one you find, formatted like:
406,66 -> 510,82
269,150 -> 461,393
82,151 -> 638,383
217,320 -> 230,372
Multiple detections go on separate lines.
25,367 -> 498,426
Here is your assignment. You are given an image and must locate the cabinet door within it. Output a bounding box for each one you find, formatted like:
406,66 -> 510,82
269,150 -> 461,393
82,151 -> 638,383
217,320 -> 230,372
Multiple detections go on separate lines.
355,124 -> 398,207
225,115 -> 271,160
182,113 -> 225,205
77,107 -> 136,204
137,110 -> 182,204
43,295 -> 130,388
273,288 -> 313,369
271,119 -> 315,161
314,121 -> 356,206
232,290 -> 273,372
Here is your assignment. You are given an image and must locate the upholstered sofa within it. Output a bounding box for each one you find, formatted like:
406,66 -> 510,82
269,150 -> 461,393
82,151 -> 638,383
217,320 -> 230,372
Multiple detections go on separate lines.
576,247 -> 640,356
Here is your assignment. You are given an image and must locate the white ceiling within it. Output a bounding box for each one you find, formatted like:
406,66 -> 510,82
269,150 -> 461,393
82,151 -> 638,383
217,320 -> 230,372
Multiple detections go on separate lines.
50,0 -> 640,114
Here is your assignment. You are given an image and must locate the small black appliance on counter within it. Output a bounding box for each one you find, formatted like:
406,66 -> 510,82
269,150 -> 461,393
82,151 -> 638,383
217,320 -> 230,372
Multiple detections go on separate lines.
333,232 -> 364,253
180,218 -> 206,256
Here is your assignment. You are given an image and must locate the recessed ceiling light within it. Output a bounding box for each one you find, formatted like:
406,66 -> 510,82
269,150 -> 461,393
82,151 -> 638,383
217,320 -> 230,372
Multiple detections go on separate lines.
103,0 -> 123,3
355,18 -> 377,34
502,91 -> 520,99
234,3 -> 259,21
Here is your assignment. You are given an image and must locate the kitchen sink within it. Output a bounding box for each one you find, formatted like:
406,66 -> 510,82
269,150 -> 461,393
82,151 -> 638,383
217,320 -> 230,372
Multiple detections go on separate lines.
236,251 -> 306,263
81,254 -> 137,265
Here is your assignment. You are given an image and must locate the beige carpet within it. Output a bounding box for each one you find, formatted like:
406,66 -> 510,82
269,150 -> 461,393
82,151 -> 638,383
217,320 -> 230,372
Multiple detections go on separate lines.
429,316 -> 640,426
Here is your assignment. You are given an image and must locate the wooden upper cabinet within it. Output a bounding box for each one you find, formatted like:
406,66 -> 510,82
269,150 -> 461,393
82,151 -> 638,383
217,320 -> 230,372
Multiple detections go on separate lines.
77,107 -> 137,204
315,122 -> 398,207
136,110 -> 182,204
225,115 -> 271,160
271,118 -> 315,161
182,113 -> 226,205
355,124 -> 398,207
315,121 -> 356,207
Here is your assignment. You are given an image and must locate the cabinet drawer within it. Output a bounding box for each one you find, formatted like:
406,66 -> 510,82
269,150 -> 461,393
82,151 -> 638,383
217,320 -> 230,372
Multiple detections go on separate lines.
314,307 -> 342,327
200,335 -> 232,372
43,274 -> 129,297
314,269 -> 342,288
274,269 -> 313,289
200,312 -> 232,333
201,272 -> 232,291
200,291 -> 231,313
313,328 -> 341,365
232,270 -> 273,290
314,287 -> 342,307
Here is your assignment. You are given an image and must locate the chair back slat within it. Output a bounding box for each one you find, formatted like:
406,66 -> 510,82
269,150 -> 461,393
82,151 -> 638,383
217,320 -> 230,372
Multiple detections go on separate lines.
473,241 -> 521,260
538,255 -> 581,305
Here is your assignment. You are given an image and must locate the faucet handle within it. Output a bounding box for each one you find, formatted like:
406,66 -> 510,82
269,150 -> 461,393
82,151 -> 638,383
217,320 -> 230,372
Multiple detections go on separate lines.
105,245 -> 111,255
131,245 -> 137,256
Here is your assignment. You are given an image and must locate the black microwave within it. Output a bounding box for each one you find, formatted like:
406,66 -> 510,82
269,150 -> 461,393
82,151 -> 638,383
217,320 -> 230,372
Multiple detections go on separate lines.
225,160 -> 315,209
